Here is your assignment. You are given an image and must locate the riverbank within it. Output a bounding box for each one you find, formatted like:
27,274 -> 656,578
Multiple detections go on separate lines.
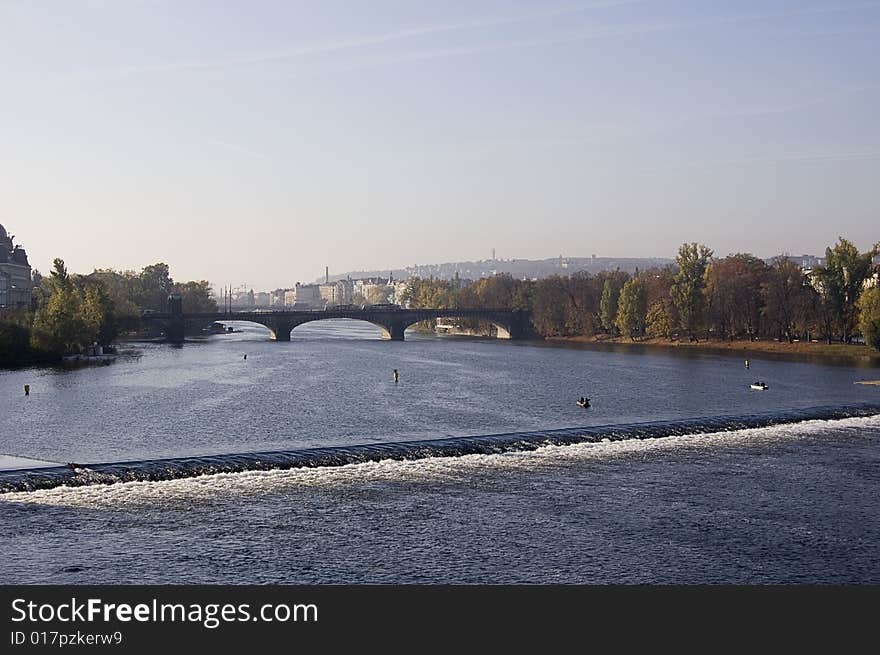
547,335 -> 880,366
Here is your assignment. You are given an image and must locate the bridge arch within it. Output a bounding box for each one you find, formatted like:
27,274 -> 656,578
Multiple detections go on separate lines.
287,317 -> 393,340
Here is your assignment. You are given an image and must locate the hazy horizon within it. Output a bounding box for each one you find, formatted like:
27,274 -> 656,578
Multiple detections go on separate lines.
2,0 -> 878,290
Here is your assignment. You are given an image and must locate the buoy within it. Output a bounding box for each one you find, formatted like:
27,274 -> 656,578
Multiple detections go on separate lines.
393,369 -> 399,383
24,384 -> 30,396
243,354 -> 247,360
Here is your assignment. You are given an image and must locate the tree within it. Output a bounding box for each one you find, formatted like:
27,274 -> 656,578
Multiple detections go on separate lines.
645,300 -> 674,339
761,258 -> 813,343
812,238 -> 876,342
88,269 -> 141,320
31,259 -> 88,355
706,254 -> 768,340
0,314 -> 33,366
471,274 -> 518,309
366,286 -> 392,305
30,258 -> 117,354
135,263 -> 173,312
615,278 -> 648,340
671,242 -> 713,340
173,280 -> 218,313
530,277 -> 573,337
599,279 -> 620,335
79,279 -> 117,345
858,287 -> 880,351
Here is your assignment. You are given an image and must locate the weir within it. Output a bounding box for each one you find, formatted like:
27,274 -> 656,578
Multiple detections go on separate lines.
1,403 -> 878,493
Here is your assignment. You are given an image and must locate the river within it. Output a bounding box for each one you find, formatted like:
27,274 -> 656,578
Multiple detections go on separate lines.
1,321 -> 879,583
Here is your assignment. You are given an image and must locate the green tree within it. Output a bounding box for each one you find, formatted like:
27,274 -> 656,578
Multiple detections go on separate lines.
79,279 -> 117,345
671,242 -> 713,340
615,278 -> 648,340
88,269 -> 141,319
0,313 -> 33,366
135,263 -> 174,312
31,259 -> 89,355
812,238 -> 876,342
173,280 -> 218,313
599,279 -> 619,335
858,287 -> 880,351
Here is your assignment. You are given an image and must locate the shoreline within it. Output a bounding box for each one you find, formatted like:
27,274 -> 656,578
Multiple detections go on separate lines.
546,335 -> 880,366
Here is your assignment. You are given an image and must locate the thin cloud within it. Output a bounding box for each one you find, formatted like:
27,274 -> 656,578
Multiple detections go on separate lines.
66,1 -> 647,80
322,2 -> 880,74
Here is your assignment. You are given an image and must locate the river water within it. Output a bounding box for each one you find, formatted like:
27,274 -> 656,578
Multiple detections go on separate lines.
1,322 -> 879,583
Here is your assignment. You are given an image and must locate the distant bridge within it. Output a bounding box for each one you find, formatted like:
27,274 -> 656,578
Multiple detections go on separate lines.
141,305 -> 530,343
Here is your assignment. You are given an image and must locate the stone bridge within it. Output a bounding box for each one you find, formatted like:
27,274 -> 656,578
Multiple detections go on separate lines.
142,306 -> 530,343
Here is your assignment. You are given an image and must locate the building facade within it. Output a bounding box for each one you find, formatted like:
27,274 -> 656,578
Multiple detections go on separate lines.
0,223 -> 32,309
292,283 -> 322,308
318,279 -> 353,306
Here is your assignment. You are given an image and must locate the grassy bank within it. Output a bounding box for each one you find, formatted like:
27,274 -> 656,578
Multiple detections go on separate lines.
547,335 -> 880,366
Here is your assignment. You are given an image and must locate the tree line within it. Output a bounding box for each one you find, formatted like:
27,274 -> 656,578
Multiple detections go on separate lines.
403,237 -> 880,351
0,259 -> 217,366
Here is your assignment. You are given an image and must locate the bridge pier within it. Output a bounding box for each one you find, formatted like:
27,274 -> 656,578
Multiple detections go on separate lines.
380,322 -> 406,341
165,320 -> 185,344
165,293 -> 185,343
265,318 -> 295,341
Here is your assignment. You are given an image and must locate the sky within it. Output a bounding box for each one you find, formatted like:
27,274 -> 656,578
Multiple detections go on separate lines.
1,0 -> 878,291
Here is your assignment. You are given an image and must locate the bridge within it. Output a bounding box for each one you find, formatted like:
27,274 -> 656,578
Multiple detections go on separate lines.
142,304 -> 530,343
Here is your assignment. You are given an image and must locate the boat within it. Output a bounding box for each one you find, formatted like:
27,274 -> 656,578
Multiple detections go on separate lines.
577,397 -> 591,408
750,382 -> 768,391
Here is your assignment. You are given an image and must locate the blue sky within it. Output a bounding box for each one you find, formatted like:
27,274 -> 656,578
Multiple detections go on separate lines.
1,0 -> 878,289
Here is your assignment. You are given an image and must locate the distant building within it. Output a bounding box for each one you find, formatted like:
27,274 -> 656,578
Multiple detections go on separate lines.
775,254 -> 826,271
866,254 -> 880,290
269,289 -> 286,306
0,222 -> 32,309
319,279 -> 353,306
252,292 -> 272,307
292,283 -> 322,308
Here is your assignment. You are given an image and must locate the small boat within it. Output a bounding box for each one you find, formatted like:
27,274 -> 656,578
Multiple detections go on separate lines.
750,382 -> 768,391
577,397 -> 591,408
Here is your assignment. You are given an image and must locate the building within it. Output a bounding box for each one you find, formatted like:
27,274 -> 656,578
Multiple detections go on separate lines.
0,222 -> 33,309
318,279 -> 353,306
291,283 -> 322,308
866,254 -> 880,290
252,292 -> 272,307
353,276 -> 394,304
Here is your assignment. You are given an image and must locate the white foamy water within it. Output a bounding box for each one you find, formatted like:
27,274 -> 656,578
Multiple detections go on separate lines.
6,414 -> 878,508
